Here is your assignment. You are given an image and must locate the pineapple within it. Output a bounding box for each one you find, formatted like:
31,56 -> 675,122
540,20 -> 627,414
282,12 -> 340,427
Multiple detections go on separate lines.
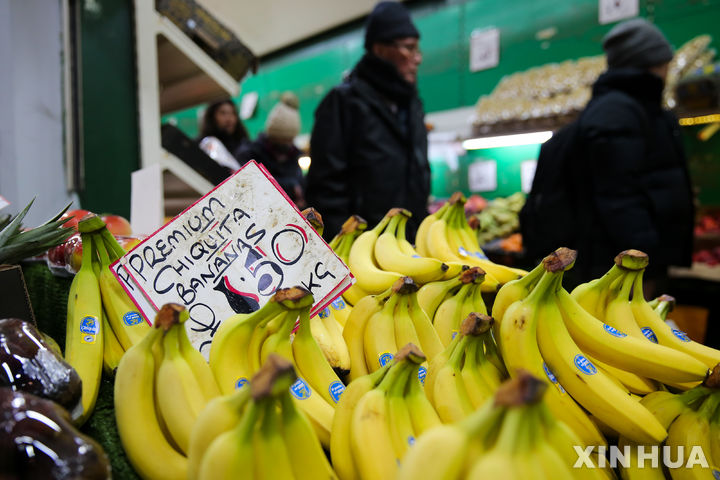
0,199 -> 75,264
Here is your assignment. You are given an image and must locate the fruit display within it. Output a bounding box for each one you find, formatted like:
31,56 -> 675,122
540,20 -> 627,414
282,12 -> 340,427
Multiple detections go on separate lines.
471,192 -> 525,246
14,191 -> 720,480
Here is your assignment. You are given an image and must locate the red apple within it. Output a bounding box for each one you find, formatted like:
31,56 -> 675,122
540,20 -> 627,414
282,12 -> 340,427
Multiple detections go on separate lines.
61,209 -> 92,231
101,214 -> 132,236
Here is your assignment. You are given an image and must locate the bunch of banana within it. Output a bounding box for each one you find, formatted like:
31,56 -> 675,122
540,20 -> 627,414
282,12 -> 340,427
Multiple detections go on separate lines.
345,276 -> 444,375
329,215 -> 371,306
425,312 -> 507,422
501,247 -> 709,445
114,304 -> 220,480
616,374 -> 720,480
399,372 -> 608,480
571,249 -> 720,374
332,343 -> 440,480
208,287 -> 341,447
347,208 -> 450,295
76,214 -> 150,374
415,192 -> 527,292
190,353 -> 337,480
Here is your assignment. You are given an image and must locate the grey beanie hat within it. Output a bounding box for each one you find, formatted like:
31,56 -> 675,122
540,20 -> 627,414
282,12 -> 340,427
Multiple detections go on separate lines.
602,18 -> 674,69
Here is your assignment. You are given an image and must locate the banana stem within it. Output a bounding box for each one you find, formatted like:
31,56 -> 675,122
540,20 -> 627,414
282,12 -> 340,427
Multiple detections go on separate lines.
79,233 -> 94,272
94,232 -> 112,269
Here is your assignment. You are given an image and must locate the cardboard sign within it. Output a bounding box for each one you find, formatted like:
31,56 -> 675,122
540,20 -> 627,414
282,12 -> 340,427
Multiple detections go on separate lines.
112,161 -> 352,355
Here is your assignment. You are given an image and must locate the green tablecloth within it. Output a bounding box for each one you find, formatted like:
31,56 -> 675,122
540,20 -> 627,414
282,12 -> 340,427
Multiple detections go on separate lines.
22,262 -> 141,480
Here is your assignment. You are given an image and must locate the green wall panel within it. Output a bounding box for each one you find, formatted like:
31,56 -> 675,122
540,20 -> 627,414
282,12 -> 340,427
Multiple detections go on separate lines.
79,0 -> 139,218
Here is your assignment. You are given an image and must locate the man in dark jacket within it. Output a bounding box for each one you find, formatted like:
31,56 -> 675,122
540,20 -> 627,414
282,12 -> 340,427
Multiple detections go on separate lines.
305,1 -> 431,240
570,18 -> 694,289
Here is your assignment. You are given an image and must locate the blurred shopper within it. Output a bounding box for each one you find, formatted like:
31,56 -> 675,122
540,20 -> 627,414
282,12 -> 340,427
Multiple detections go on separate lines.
305,1 -> 430,240
236,92 -> 307,208
197,98 -> 250,173
527,18 -> 694,292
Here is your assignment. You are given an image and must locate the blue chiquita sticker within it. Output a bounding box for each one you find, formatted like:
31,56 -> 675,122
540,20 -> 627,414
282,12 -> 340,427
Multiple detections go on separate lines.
329,381 -> 346,403
603,324 -> 627,337
123,311 -> 143,326
712,469 -> 720,480
641,327 -> 658,343
543,362 -> 566,393
318,308 -> 330,319
290,378 -> 311,400
331,298 -> 346,310
80,316 -> 99,344
418,366 -> 427,385
235,377 -> 249,390
574,355 -> 597,375
672,328 -> 691,342
379,352 -> 394,366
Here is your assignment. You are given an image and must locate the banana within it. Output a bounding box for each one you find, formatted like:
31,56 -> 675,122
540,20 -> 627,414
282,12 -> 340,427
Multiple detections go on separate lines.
404,357 -> 442,434
279,393 -> 338,480
394,290 -> 423,352
461,330 -> 495,408
343,289 -> 391,381
416,273 -> 464,319
604,269 -> 647,339
93,232 -> 150,349
156,319 -> 208,454
491,261 -> 544,343
499,254 -> 607,448
253,398 -> 297,480
428,335 -> 475,422
350,357 -> 406,480
209,299 -> 285,394
114,314 -> 187,480
331,366 -> 390,480
406,288 -> 445,361
571,263 -> 624,321
433,281 -> 473,346
348,213 -> 404,294
187,386 -> 251,479
586,352 -> 658,394
248,310 -> 287,372
374,210 -> 449,284
363,292 -> 400,372
630,268 -> 720,369
289,376 -> 335,449
292,305 -> 347,406
259,311 -> 295,365
317,306 -> 352,375
198,399 -> 258,480
665,393 -> 720,479
64,231 -> 103,425
557,288 -> 709,385
414,202 -> 449,258
534,251 -> 668,444
101,308 -> 125,375
329,296 -> 352,327
177,320 -> 221,401
342,283 -> 371,306
386,360 -> 417,461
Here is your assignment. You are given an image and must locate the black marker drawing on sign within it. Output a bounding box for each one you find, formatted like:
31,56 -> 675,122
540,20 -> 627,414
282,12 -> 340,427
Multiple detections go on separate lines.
214,275 -> 260,313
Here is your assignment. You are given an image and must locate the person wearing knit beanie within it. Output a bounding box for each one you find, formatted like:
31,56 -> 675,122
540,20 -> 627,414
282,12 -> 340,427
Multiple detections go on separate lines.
265,92 -> 301,144
602,18 -> 674,70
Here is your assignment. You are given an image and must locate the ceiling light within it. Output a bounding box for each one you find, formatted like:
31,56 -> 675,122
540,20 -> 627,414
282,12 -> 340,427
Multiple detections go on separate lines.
462,131 -> 553,150
298,156 -> 311,170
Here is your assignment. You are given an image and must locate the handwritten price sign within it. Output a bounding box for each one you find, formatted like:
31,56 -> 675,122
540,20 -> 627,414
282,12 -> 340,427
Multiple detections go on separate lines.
112,161 -> 351,355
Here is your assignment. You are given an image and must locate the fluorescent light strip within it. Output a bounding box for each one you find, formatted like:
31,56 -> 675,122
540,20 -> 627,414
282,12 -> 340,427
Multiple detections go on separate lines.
462,131 -> 554,150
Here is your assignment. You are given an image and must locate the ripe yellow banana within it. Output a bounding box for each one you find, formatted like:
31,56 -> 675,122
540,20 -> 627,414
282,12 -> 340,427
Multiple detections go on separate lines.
316,306 -> 351,375
631,269 -> 720,369
386,360 -> 417,461
253,398 -> 297,480
414,202 -> 449,258
177,320 -> 221,401
289,376 -> 335,449
348,213 -> 404,294
363,292 -> 400,372
394,291 -> 422,353
279,392 -> 338,480
665,393 -> 720,479
292,306 -> 347,406
433,281 -> 473,346
571,263 -> 624,321
406,289 -> 444,361
248,310 -> 286,372
101,308 -> 125,375
605,269 -> 647,339
342,289 -> 390,381
329,296 -> 352,327
557,288 -> 709,384
491,260 -> 544,343
65,232 -> 103,425
331,365 -> 390,480
114,314 -> 187,480
416,273 -> 464,319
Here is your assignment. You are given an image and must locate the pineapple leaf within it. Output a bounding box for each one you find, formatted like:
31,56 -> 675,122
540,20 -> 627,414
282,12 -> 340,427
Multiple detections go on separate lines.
0,198 -> 35,248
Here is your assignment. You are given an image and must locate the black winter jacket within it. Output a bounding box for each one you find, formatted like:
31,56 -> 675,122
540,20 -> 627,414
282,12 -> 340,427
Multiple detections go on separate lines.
235,133 -> 306,206
572,68 -> 694,280
305,54 -> 431,240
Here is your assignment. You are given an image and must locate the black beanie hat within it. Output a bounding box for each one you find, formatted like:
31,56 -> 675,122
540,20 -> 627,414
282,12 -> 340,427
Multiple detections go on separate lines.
364,1 -> 420,50
602,18 -> 674,69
